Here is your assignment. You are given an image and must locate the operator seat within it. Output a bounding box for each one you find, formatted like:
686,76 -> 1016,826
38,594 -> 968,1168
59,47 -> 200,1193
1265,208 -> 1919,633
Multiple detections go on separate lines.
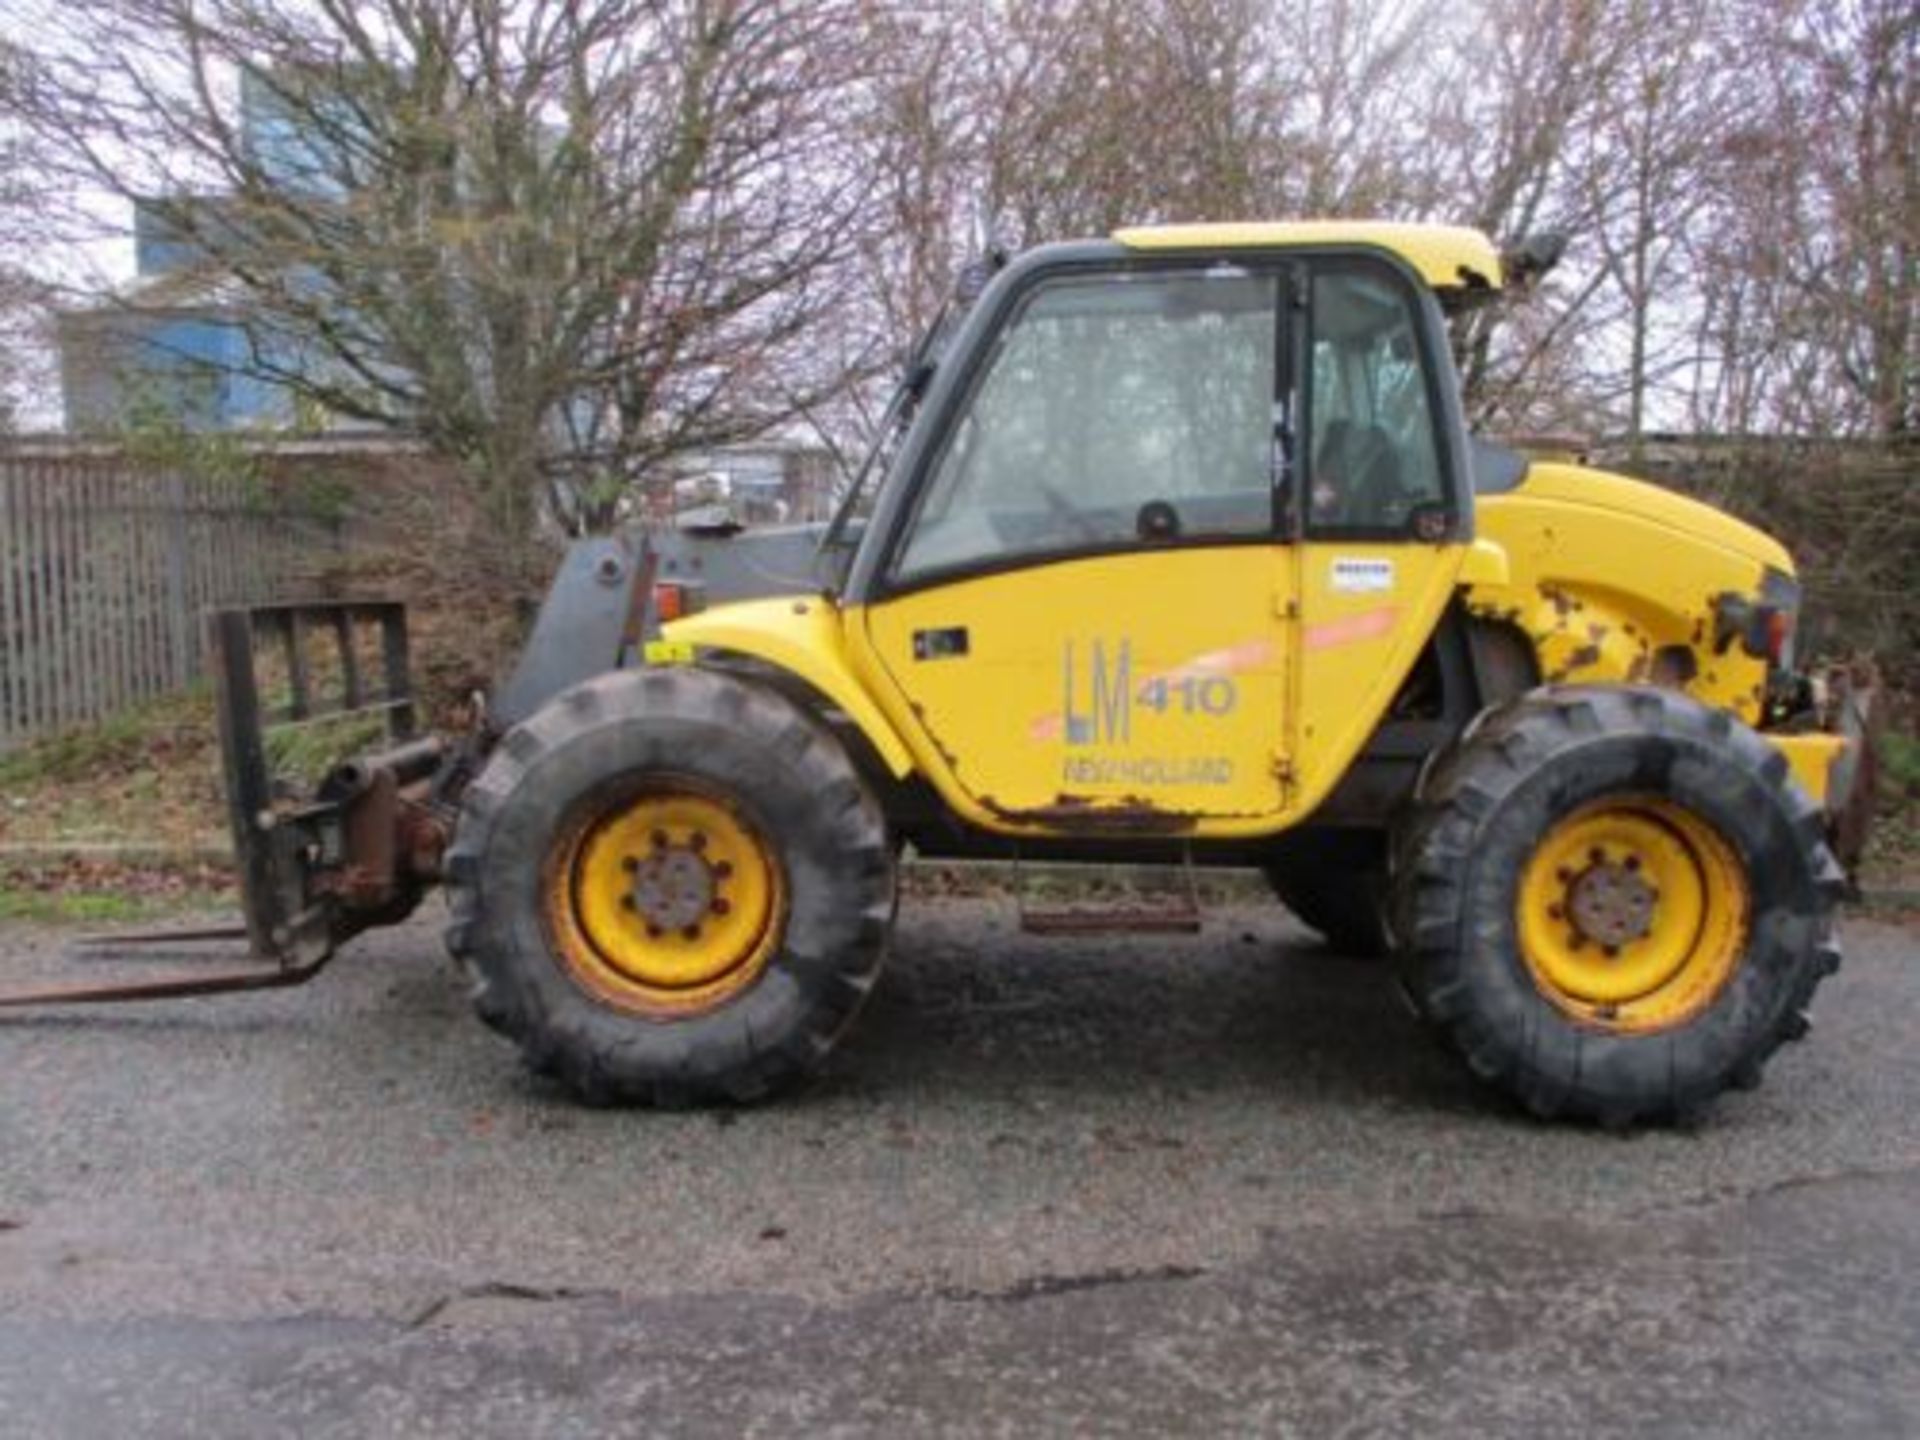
1314,420 -> 1400,526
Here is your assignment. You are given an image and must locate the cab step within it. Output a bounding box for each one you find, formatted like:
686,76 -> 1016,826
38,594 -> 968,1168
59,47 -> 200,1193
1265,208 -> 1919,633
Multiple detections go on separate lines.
1015,853 -> 1203,935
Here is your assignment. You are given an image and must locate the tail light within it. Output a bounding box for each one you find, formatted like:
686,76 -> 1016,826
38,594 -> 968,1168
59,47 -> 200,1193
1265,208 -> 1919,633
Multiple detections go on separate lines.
652,580 -> 706,623
1758,568 -> 1801,670
1763,607 -> 1795,666
1714,569 -> 1801,670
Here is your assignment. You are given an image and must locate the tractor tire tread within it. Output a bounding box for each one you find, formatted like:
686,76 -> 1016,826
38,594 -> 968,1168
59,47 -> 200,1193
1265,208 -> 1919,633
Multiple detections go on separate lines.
443,665 -> 894,1106
1392,684 -> 1841,1126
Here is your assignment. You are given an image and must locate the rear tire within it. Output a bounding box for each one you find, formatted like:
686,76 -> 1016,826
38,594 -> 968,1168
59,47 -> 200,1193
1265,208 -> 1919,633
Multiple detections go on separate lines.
1265,846 -> 1392,958
1393,686 -> 1844,1125
444,667 -> 895,1105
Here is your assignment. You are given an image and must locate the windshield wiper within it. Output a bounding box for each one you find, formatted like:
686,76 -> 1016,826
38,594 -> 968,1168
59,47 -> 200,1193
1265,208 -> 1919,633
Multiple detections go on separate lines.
815,307 -> 952,585
813,249 -> 1010,590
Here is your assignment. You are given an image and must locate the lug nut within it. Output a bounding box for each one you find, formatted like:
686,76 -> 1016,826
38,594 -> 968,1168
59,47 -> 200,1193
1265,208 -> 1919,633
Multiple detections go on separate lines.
620,895 -> 636,910
1623,855 -> 1641,872
712,898 -> 731,916
1547,904 -> 1564,920
1603,944 -> 1620,958
689,831 -> 708,852
1556,866 -> 1573,883
713,861 -> 734,880
651,829 -> 669,849
622,855 -> 639,872
1588,846 -> 1605,865
645,924 -> 663,938
682,925 -> 701,940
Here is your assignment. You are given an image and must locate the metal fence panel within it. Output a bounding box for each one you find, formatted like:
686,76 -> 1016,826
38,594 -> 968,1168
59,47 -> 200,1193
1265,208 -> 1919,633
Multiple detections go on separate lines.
0,455 -> 343,753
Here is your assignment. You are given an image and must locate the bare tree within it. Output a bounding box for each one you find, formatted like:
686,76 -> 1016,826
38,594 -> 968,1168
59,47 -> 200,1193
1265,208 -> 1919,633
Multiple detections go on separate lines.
1418,0 -> 1633,424
0,38 -> 57,431
1692,0 -> 1917,438
961,0 -> 1285,240
17,0 -> 877,571
1577,1 -> 1729,453
1266,0 -> 1437,216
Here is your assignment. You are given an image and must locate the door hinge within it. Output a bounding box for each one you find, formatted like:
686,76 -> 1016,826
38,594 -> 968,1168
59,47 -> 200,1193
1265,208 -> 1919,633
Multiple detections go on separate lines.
1270,755 -> 1296,794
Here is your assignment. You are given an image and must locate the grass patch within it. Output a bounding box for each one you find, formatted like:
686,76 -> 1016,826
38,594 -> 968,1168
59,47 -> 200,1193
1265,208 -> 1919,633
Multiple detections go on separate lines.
263,711 -> 390,791
1881,730 -> 1920,793
1858,725 -> 1920,894
0,857 -> 235,925
0,685 -> 218,790
0,890 -> 206,924
0,688 -> 229,850
0,678 -> 404,855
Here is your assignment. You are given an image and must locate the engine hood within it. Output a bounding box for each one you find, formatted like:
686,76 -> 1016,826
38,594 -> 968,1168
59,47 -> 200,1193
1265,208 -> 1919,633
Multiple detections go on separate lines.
1510,461 -> 1793,575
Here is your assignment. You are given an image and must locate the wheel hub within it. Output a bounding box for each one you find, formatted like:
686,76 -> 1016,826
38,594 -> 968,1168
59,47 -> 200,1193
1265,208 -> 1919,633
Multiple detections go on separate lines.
628,842 -> 722,935
1564,856 -> 1657,950
1516,798 -> 1750,1033
543,782 -> 784,1014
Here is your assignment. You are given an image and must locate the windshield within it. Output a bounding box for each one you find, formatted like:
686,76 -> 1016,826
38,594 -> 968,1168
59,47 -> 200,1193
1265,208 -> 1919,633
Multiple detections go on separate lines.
895,272 -> 1277,581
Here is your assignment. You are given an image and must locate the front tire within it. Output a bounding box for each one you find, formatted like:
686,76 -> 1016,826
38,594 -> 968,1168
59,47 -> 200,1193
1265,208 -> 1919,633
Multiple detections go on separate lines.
445,667 -> 895,1105
1394,686 -> 1845,1125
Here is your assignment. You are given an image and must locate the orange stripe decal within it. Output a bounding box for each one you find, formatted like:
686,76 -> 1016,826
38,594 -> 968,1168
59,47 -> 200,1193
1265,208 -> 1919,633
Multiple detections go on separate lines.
1303,606 -> 1399,652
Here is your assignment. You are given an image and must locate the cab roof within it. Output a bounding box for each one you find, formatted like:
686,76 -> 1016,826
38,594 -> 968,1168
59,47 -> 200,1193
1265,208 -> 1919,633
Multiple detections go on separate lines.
1112,221 -> 1503,293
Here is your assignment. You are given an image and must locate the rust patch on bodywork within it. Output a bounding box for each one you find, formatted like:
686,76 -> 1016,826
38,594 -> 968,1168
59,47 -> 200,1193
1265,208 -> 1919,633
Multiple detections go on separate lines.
907,700 -> 966,774
980,792 -> 1200,834
1540,583 -> 1581,618
1546,642 -> 1604,683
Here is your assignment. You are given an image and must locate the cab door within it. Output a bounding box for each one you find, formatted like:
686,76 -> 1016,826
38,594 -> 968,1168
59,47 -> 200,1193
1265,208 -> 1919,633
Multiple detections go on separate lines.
849,266 -> 1299,831
1288,262 -> 1473,799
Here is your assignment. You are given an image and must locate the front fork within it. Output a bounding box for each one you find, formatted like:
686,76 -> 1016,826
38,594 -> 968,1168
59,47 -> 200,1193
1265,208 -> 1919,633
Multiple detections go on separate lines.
0,601 -> 449,1008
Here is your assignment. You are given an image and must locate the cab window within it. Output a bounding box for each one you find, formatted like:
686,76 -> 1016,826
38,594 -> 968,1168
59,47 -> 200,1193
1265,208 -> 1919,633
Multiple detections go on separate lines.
1306,268 -> 1446,535
895,271 -> 1277,582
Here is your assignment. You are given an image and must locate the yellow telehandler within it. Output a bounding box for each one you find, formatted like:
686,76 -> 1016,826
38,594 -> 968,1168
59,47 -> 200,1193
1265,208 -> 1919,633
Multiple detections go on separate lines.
6,222 -> 1877,1125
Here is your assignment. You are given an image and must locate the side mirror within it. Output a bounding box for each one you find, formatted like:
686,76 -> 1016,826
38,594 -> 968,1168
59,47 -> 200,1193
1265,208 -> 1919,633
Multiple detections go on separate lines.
1501,233 -> 1567,289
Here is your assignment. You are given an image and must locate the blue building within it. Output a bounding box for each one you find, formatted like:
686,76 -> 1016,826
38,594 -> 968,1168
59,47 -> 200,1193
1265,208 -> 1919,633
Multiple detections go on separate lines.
57,71 -> 367,434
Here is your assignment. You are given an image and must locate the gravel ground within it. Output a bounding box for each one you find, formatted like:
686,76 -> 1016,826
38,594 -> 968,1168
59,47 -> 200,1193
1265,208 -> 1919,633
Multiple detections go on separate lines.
0,897 -> 1915,1435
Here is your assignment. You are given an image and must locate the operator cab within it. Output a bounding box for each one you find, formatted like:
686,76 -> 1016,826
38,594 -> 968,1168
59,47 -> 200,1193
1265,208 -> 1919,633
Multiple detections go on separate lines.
834,224 -> 1488,835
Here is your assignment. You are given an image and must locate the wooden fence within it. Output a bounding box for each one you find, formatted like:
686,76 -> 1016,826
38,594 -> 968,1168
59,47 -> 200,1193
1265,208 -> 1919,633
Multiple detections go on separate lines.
0,454 -> 344,753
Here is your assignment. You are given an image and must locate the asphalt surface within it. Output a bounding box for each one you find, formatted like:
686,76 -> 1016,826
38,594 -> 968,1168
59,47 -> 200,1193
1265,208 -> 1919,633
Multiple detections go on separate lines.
0,897 -> 1915,1437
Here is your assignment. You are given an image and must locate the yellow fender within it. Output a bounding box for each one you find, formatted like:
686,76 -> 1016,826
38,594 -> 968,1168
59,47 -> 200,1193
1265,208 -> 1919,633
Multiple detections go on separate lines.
1457,537 -> 1511,587
657,597 -> 917,778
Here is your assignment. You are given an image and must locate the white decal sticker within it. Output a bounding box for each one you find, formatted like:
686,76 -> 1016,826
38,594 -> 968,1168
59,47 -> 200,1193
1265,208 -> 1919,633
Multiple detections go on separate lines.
1331,557 -> 1396,593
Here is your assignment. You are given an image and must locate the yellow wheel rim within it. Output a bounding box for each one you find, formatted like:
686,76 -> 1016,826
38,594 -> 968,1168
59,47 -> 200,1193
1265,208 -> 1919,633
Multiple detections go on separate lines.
1515,796 -> 1749,1033
542,779 -> 785,1016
